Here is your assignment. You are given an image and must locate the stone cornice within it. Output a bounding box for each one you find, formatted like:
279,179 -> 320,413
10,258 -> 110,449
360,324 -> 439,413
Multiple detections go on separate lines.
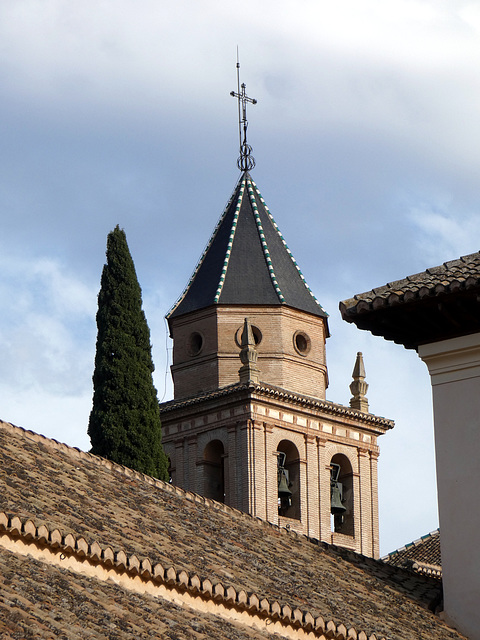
160,383 -> 394,432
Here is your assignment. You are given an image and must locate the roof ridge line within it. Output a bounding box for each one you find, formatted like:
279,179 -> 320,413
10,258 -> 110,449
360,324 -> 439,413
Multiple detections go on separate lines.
166,176 -> 245,319
340,252 -> 480,330
381,529 -> 440,560
0,418 -> 177,493
245,175 -> 286,303
249,177 -> 328,316
0,418 -> 310,532
213,176 -> 246,303
0,510 -> 388,640
0,418 -> 394,565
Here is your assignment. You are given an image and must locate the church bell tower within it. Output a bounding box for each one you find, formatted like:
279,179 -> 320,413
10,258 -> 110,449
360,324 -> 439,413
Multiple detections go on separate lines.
159,73 -> 392,558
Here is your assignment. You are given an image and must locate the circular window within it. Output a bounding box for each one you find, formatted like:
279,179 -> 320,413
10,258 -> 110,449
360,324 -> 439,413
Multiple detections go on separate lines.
293,331 -> 311,356
188,331 -> 204,356
235,324 -> 262,347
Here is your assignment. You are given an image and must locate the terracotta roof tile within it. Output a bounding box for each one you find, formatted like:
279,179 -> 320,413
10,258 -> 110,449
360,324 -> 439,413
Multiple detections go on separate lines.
0,550 -> 271,640
339,251 -> 480,348
383,530 -> 441,576
341,251 -> 480,311
0,420 -> 466,640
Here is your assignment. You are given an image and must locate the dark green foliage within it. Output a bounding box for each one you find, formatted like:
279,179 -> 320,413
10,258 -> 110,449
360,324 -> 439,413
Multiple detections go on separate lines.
88,225 -> 169,481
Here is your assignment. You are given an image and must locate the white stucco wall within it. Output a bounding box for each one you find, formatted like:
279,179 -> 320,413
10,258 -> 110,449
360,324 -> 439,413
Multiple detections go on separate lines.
419,332 -> 480,640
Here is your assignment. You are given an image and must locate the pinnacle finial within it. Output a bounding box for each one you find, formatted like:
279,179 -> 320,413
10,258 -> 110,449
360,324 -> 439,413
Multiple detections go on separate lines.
349,351 -> 369,412
230,51 -> 257,172
238,317 -> 260,384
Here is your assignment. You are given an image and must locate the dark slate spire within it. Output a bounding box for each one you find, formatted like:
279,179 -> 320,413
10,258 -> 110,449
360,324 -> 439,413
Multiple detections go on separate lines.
167,172 -> 327,320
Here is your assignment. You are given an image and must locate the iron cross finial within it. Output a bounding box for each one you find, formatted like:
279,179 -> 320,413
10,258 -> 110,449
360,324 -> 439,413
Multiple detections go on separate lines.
230,53 -> 257,172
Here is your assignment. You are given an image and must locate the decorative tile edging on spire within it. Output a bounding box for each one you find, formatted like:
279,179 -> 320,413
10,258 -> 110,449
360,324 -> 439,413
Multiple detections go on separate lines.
214,176 -> 246,303
246,176 -> 286,303
0,511 -> 387,640
166,180 -> 241,319
249,178 -> 328,316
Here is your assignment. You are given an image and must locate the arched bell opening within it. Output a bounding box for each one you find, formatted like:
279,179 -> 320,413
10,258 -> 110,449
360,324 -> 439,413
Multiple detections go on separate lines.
277,440 -> 301,520
330,454 -> 354,536
202,440 -> 225,503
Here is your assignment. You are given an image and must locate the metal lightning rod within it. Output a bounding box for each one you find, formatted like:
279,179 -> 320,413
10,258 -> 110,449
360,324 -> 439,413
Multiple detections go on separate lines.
230,49 -> 257,171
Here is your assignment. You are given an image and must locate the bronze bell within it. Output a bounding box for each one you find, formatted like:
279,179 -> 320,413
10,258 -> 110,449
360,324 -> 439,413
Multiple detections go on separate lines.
331,482 -> 346,515
278,471 -> 293,499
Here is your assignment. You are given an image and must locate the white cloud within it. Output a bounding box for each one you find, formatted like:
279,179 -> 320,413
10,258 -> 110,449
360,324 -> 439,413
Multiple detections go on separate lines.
2,0 -> 480,194
0,249 -> 177,452
408,201 -> 480,264
0,250 -> 97,396
29,258 -> 95,316
3,388 -> 92,452
84,6 -> 480,190
1,1 -> 478,113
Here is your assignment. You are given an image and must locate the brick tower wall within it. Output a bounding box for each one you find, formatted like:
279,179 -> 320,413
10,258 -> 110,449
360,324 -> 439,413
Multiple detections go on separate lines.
170,305 -> 328,400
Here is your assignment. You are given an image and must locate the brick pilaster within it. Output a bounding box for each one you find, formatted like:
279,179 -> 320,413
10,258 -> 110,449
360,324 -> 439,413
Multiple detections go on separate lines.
305,433 -> 319,539
357,447 -> 371,556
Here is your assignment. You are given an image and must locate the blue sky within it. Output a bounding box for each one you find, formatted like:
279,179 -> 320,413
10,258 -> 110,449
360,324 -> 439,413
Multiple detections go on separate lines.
2,0 -> 480,554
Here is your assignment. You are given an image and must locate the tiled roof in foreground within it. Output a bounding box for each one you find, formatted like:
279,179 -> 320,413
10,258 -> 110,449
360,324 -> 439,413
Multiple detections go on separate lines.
383,530 -> 442,579
167,172 -> 327,321
340,251 -> 480,349
0,420 -> 466,640
1,551 -> 269,640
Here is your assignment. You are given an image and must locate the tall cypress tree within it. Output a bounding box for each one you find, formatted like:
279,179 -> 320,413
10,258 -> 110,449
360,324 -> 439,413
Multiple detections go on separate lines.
88,225 -> 169,481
